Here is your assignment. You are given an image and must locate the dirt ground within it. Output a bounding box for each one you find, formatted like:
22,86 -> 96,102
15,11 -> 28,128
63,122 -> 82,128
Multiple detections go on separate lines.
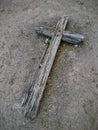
0,0 -> 98,130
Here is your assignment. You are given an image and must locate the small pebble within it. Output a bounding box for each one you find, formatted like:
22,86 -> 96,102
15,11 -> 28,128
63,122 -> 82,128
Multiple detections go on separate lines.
45,38 -> 49,44
74,45 -> 78,47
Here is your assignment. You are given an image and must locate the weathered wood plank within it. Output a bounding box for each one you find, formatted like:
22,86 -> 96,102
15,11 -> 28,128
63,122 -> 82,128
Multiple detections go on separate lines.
34,26 -> 84,45
24,21 -> 60,117
24,16 -> 68,119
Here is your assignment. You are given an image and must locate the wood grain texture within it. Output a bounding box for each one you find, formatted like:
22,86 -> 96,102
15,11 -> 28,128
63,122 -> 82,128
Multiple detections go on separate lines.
24,16 -> 68,119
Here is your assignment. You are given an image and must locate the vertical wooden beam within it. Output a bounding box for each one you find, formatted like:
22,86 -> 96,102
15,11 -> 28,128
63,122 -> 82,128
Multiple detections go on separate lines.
24,16 -> 68,119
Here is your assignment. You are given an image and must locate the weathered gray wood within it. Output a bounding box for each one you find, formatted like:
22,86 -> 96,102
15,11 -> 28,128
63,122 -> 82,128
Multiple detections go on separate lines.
24,16 -> 68,119
34,26 -> 84,45
24,21 -> 60,117
21,44 -> 49,106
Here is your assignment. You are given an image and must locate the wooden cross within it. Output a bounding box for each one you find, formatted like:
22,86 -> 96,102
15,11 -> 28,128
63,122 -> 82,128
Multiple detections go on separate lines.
21,16 -> 82,119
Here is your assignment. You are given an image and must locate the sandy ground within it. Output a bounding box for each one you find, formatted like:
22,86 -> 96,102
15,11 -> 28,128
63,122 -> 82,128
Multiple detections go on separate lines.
0,0 -> 98,130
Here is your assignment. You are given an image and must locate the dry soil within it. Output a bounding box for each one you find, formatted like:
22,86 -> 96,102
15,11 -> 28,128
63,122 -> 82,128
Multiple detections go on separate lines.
0,0 -> 98,130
